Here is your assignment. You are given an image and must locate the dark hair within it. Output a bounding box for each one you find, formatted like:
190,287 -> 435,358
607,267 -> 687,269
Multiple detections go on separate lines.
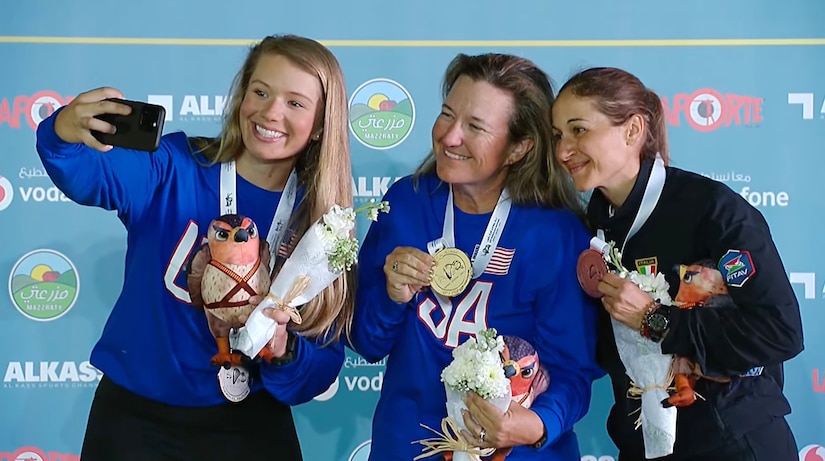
558,67 -> 669,165
415,53 -> 584,214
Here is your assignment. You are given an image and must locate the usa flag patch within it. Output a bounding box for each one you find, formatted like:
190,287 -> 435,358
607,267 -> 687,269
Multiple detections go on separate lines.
277,230 -> 298,259
474,246 -> 516,276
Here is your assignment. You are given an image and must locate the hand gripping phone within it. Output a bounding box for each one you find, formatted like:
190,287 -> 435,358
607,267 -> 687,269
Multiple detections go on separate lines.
92,98 -> 166,152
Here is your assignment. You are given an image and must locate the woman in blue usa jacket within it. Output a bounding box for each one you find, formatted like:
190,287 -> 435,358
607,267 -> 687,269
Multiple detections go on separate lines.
35,34 -> 355,461
350,52 -> 603,461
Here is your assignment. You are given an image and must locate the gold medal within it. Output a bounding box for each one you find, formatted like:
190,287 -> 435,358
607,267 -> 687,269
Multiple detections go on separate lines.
430,248 -> 473,297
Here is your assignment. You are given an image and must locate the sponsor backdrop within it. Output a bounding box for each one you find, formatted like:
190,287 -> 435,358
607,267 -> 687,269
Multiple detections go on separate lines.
1,1 -> 824,460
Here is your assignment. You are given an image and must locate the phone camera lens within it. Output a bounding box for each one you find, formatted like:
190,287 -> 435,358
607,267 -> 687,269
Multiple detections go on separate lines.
139,107 -> 159,131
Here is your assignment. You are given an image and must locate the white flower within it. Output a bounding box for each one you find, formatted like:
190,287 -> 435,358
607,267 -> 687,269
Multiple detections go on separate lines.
323,205 -> 356,236
440,328 -> 509,400
318,200 -> 391,274
604,241 -> 673,305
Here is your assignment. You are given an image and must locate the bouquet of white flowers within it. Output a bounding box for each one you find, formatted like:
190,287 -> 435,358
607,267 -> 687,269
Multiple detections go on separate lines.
232,199 -> 390,358
414,328 -> 512,461
595,236 -> 676,459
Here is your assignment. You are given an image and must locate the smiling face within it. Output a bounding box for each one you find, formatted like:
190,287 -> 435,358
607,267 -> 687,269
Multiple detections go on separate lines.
431,75 -> 531,202
551,90 -> 642,194
238,53 -> 323,165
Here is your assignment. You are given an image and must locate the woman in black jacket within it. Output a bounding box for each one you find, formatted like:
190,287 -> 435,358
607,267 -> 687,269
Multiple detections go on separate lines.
551,66 -> 803,461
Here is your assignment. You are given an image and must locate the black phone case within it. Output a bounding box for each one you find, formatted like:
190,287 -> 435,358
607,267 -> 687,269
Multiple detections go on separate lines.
91,98 -> 166,152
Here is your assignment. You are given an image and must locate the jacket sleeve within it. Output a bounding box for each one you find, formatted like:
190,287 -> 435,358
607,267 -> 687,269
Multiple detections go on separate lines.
347,194 -> 410,363
661,188 -> 804,376
35,108 -> 174,227
526,215 -> 604,449
259,331 -> 344,405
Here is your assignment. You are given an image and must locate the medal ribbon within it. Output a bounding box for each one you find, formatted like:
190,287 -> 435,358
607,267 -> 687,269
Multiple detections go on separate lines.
427,185 -> 512,278
592,154 -> 667,256
424,185 -> 511,312
219,160 -> 298,273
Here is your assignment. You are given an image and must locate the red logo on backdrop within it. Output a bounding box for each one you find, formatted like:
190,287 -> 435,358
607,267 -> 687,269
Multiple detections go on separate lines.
814,368 -> 825,393
0,446 -> 78,461
661,89 -> 763,132
799,444 -> 825,461
0,92 -> 75,130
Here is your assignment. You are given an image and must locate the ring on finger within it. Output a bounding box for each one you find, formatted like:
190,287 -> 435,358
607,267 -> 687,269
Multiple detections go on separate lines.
392,261 -> 399,272
478,429 -> 486,443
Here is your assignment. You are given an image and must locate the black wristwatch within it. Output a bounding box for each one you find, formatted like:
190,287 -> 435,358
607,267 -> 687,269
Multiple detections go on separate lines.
644,305 -> 672,343
268,331 -> 298,366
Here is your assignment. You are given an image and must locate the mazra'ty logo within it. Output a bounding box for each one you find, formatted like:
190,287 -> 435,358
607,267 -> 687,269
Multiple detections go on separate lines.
8,249 -> 79,321
348,78 -> 415,150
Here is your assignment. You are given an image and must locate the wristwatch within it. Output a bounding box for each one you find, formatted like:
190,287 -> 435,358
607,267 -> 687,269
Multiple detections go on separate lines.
268,331 -> 298,366
643,304 -> 671,343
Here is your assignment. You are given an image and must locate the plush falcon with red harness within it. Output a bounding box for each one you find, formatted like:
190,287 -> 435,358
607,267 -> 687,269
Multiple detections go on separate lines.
186,214 -> 273,369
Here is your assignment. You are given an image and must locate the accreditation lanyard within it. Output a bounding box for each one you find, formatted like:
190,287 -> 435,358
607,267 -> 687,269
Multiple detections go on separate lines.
427,185 -> 513,279
218,160 -> 297,272
593,154 -> 666,256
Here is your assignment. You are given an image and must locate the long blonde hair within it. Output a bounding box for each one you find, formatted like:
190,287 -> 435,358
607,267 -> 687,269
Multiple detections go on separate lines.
190,35 -> 354,342
414,53 -> 584,216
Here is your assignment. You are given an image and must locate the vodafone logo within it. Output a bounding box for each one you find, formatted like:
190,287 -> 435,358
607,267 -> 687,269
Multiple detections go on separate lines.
0,176 -> 13,211
801,444 -> 825,461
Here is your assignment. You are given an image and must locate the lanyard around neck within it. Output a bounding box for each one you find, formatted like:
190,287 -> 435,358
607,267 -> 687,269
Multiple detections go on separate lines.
218,160 -> 297,272
595,154 -> 666,255
427,185 -> 513,279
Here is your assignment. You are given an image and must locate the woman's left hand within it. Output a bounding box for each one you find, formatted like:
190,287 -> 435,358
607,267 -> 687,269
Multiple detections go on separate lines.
246,295 -> 292,357
460,392 -> 544,449
598,272 -> 654,329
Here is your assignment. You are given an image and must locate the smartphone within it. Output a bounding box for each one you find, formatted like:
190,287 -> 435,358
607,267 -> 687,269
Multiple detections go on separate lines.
92,98 -> 166,152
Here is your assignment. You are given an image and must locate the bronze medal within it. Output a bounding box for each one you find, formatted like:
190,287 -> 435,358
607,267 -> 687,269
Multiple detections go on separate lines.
577,248 -> 608,298
430,248 -> 473,297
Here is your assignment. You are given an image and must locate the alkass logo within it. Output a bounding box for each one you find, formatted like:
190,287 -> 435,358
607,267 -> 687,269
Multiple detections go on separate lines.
352,176 -> 402,198
0,446 -> 78,461
147,94 -> 226,122
3,361 -> 102,388
662,89 -> 763,132
799,444 -> 825,461
0,91 -> 75,130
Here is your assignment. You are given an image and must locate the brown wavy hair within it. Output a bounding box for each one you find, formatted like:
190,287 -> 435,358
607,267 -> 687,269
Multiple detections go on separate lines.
557,67 -> 670,166
189,34 -> 354,343
414,53 -> 584,216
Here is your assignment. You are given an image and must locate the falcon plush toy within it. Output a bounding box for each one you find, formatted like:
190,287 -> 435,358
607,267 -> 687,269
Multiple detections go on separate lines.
488,335 -> 550,461
442,335 -> 550,461
186,214 -> 276,368
665,260 -> 734,408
